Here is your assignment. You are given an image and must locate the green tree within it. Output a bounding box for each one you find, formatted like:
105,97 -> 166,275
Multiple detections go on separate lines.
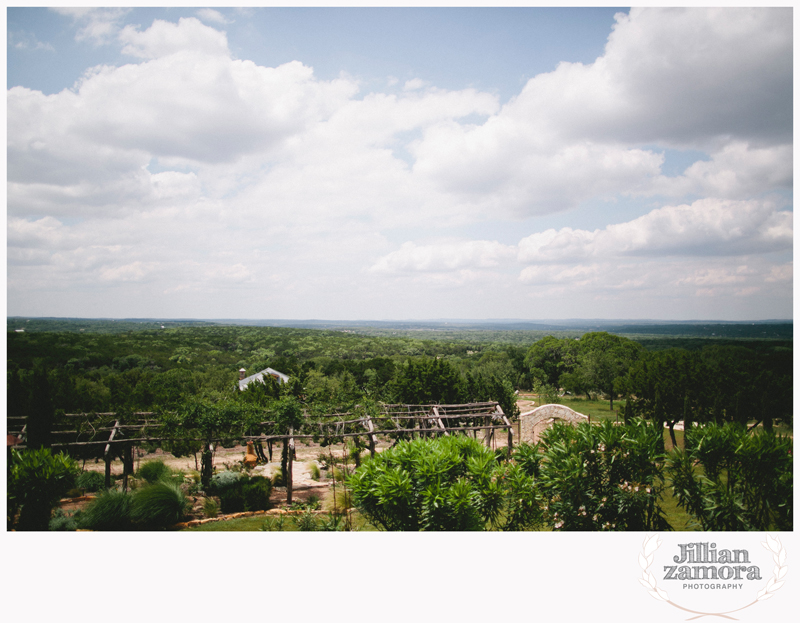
575,332 -> 643,410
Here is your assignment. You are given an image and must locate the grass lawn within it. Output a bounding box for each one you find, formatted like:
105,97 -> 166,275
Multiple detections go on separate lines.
558,396 -> 625,422
182,510 -> 377,532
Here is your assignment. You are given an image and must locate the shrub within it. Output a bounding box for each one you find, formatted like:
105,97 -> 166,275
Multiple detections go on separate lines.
308,463 -> 321,481
8,448 -> 79,531
241,476 -> 272,512
668,423 -> 792,531
202,497 -> 219,518
49,509 -> 78,531
76,470 -> 106,493
136,460 -> 171,484
130,481 -> 188,528
348,435 -> 541,531
78,489 -> 132,531
293,509 -> 318,531
207,470 -> 242,494
219,487 -> 245,513
537,418 -> 669,531
207,472 -> 271,514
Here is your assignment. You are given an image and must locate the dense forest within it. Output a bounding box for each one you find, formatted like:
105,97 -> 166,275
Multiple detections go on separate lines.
7,319 -> 793,447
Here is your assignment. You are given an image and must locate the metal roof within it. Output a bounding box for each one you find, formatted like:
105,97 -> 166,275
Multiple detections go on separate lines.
238,367 -> 290,390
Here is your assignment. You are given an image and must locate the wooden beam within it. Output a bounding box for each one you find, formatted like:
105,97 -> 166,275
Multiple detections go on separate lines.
432,406 -> 449,437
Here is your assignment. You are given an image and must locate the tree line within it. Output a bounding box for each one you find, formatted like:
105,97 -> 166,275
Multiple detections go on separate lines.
8,323 -> 792,453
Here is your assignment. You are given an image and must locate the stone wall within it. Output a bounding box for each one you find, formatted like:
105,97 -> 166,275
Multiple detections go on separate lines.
519,404 -> 589,445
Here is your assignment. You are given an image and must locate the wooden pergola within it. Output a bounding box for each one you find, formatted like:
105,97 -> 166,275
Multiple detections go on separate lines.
8,402 -> 513,503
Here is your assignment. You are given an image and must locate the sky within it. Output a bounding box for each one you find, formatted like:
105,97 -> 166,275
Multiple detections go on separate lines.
6,7 -> 793,321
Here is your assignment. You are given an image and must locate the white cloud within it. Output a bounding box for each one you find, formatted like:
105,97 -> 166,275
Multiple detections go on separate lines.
409,7 -> 792,217
7,9 -> 793,320
517,199 -> 792,263
370,240 -> 516,274
196,9 -> 231,25
52,7 -> 131,46
119,17 -> 229,59
649,142 -> 793,199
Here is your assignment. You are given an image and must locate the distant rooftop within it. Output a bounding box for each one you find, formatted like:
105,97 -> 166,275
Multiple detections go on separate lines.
238,367 -> 289,390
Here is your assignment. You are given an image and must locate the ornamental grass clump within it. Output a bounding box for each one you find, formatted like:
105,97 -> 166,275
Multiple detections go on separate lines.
348,435 -> 542,531
78,489 -> 133,531
136,460 -> 171,484
130,481 -> 188,528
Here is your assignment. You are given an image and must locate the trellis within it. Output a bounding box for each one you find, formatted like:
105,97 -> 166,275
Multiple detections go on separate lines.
8,402 -> 513,503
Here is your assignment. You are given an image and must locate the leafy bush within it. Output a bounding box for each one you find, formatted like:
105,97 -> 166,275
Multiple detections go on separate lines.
348,435 -> 541,531
8,448 -> 79,531
49,509 -> 79,531
136,460 -> 171,484
241,477 -> 272,512
537,419 -> 669,531
207,470 -> 242,494
208,472 -> 271,514
293,509 -> 319,531
130,482 -> 188,528
668,423 -> 792,531
78,489 -> 132,531
76,470 -> 106,493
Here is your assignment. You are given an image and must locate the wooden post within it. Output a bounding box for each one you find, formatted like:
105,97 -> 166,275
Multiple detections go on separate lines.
495,404 -> 513,454
286,428 -> 294,505
103,420 -> 120,489
362,415 -> 378,458
122,443 -> 134,492
201,442 -> 214,489
432,407 -> 449,436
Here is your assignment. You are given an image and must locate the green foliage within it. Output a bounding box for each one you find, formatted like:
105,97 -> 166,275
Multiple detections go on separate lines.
241,477 -> 272,512
667,423 -> 792,531
78,489 -> 133,531
203,497 -> 219,518
537,419 -> 669,531
513,442 -> 542,478
48,509 -> 79,531
207,470 -> 243,494
130,481 -> 188,528
136,460 -> 171,484
207,472 -> 271,514
8,448 -> 79,531
348,435 -> 541,531
308,463 -> 321,481
75,470 -> 106,492
293,509 -> 319,531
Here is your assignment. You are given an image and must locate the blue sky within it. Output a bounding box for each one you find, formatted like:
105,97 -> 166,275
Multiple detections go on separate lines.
6,7 -> 793,320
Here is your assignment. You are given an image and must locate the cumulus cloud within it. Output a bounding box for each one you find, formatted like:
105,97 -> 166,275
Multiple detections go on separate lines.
7,9 -> 793,320
410,7 -> 792,217
517,199 -> 792,262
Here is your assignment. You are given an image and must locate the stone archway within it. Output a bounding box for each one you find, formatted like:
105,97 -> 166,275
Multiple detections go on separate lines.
519,404 -> 589,445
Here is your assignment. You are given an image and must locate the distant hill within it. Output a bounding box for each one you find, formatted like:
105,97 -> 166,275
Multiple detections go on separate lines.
7,316 -> 792,341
